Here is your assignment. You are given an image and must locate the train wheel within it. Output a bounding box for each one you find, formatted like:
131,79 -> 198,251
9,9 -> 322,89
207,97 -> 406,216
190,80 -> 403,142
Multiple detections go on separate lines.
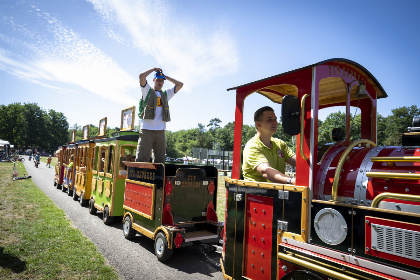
56,183 -> 61,190
62,186 -> 67,193
80,192 -> 88,207
72,189 -> 78,201
88,199 -> 97,215
103,206 -> 113,225
154,232 -> 173,262
123,216 -> 136,240
54,179 -> 57,187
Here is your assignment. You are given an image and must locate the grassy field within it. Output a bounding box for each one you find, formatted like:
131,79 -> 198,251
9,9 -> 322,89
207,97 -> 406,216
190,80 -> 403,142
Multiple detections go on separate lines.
0,161 -> 121,280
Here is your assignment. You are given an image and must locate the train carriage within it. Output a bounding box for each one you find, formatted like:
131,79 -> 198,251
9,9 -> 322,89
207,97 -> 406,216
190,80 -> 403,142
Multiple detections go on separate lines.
62,143 -> 77,196
54,145 -> 66,189
122,162 -> 224,262
72,140 -> 95,206
221,58 -> 420,280
89,131 -> 138,224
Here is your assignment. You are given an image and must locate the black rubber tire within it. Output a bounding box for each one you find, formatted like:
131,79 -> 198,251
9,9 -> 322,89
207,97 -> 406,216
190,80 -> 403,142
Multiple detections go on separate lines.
154,232 -> 173,262
53,179 -> 57,187
123,216 -> 136,240
67,187 -> 73,196
80,192 -> 88,207
88,199 -> 97,215
103,206 -> 113,225
72,189 -> 78,201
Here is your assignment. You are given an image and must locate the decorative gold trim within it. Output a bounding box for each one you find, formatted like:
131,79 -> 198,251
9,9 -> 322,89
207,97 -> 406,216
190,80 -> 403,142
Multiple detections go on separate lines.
132,222 -> 154,239
278,252 -> 358,280
98,117 -> 107,136
98,178 -> 103,194
313,199 -> 420,218
94,203 -> 104,212
120,106 -> 136,131
225,177 -> 289,190
370,156 -> 420,162
331,140 -> 376,202
371,192 -> 420,208
124,179 -> 156,220
153,227 -> 172,249
220,258 -> 233,280
123,205 -> 153,220
125,179 -> 155,188
104,180 -> 112,198
366,172 -> 420,180
300,94 -> 310,161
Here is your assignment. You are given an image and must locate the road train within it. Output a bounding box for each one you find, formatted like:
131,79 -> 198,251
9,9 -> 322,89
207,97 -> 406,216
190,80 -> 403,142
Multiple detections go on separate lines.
54,114 -> 223,262
54,58 -> 419,279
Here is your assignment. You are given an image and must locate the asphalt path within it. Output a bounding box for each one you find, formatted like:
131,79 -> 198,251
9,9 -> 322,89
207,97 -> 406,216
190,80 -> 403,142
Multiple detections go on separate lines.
22,156 -> 223,280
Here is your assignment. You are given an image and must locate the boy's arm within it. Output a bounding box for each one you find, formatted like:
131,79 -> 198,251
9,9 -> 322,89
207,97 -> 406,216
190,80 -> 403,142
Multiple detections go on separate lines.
165,75 -> 184,93
139,67 -> 162,87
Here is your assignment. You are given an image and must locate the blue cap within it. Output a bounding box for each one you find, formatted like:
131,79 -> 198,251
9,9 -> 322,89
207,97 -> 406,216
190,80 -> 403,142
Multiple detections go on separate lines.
154,71 -> 166,80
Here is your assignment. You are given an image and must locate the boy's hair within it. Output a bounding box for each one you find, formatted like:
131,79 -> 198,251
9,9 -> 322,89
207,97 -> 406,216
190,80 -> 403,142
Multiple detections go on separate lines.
254,106 -> 274,123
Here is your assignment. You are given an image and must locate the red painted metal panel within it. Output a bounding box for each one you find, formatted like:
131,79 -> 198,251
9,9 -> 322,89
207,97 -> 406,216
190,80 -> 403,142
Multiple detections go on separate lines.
124,182 -> 153,217
365,216 -> 420,268
243,195 -> 273,280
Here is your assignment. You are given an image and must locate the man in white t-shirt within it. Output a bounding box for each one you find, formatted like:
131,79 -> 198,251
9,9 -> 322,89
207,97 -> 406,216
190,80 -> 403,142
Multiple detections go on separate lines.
136,67 -> 183,163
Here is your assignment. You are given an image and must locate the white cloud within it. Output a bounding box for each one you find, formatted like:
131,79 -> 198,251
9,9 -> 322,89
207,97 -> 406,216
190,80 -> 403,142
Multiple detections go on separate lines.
0,2 -> 137,106
88,0 -> 238,91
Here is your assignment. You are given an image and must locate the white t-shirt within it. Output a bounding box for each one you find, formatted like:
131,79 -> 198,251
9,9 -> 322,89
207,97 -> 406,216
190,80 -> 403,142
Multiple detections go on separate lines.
140,82 -> 176,130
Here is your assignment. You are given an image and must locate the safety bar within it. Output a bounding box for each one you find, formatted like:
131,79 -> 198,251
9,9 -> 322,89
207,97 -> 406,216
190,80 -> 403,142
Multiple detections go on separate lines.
366,172 -> 420,180
370,156 -> 420,162
300,94 -> 309,161
278,252 -> 358,280
331,139 -> 376,202
371,192 -> 420,208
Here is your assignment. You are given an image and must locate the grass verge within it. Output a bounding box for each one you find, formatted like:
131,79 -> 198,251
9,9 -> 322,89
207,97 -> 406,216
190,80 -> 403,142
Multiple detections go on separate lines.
0,161 -> 121,280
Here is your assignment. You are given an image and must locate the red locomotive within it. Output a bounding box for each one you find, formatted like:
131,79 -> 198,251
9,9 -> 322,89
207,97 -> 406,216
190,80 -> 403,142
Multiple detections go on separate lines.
221,58 -> 420,280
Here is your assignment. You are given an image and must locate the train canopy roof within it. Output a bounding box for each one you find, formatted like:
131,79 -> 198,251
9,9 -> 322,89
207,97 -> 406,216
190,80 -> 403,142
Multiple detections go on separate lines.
227,58 -> 388,107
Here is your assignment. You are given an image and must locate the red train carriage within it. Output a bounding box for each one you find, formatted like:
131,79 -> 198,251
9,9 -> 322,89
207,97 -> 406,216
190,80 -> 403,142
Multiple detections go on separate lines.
221,58 -> 420,280
122,162 -> 224,262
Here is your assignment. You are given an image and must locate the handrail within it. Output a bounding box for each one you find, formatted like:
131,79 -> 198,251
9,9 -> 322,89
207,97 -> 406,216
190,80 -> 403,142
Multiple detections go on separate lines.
371,192 -> 420,208
370,156 -> 420,162
366,172 -> 420,180
278,252 -> 358,280
300,94 -> 310,161
331,139 -> 376,202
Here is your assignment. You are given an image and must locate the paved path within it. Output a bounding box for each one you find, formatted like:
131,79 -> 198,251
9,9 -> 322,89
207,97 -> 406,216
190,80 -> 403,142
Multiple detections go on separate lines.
22,156 -> 223,280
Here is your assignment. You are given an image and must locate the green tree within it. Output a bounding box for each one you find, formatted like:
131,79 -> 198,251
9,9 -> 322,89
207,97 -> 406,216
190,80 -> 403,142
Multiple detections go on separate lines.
383,105 -> 420,145
45,109 -> 69,153
0,103 -> 26,149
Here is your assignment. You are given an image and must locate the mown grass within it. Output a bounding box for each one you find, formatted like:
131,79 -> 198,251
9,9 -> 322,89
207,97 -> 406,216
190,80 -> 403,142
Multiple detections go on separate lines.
0,161 -> 121,280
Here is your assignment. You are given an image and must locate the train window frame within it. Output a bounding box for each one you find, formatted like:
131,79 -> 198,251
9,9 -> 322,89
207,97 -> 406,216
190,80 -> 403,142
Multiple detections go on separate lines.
98,145 -> 107,175
117,144 -> 137,177
105,144 -> 116,178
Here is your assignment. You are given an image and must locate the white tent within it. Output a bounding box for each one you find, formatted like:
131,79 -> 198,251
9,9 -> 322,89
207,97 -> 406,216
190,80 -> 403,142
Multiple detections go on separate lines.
0,139 -> 14,150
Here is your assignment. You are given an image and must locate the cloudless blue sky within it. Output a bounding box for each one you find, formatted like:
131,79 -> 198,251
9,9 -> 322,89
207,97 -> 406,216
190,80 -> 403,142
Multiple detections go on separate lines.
1,0 -> 419,132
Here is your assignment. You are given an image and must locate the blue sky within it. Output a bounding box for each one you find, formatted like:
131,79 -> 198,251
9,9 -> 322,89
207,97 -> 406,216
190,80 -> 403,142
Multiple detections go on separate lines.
1,0 -> 419,132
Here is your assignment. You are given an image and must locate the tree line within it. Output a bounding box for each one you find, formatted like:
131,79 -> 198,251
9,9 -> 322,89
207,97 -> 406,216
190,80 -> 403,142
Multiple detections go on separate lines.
1,102 -> 418,157
0,103 -> 69,154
